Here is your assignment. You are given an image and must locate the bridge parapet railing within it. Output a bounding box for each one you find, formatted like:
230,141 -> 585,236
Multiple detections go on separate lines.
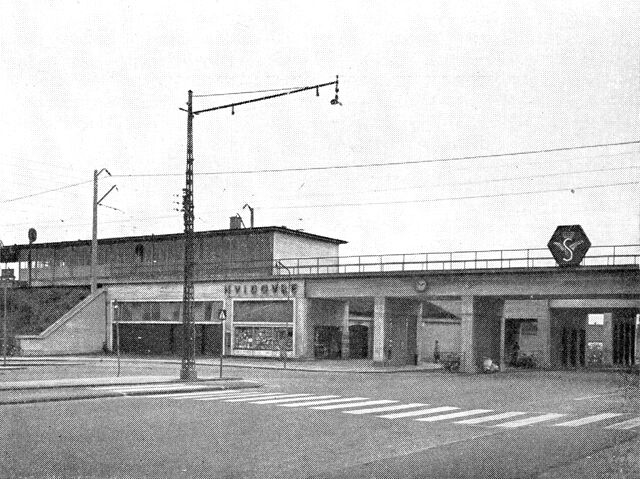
273,244 -> 640,276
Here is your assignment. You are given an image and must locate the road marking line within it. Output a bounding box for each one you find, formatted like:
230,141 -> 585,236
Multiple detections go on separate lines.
149,390 -> 261,399
310,400 -> 397,410
415,409 -> 493,422
96,384 -> 206,392
223,393 -> 311,403
554,413 -> 624,427
493,413 -> 565,428
455,412 -> 527,425
604,416 -> 640,430
573,391 -> 621,400
251,395 -> 340,405
377,406 -> 459,419
280,397 -> 368,408
344,403 -> 429,415
195,392 -> 289,402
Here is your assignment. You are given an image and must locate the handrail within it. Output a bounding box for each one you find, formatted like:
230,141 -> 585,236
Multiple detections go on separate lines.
18,244 -> 640,283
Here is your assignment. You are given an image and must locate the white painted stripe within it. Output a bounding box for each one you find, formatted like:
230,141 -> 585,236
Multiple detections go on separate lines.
98,384 -> 206,392
251,395 -> 340,405
377,406 -> 459,419
455,411 -> 527,425
223,393 -> 310,403
604,416 -> 640,430
280,397 -> 368,408
344,403 -> 429,415
96,384 -> 204,391
310,400 -> 397,411
415,409 -> 493,422
195,392 -> 288,402
554,413 -> 623,427
143,390 -> 256,399
494,413 -> 565,428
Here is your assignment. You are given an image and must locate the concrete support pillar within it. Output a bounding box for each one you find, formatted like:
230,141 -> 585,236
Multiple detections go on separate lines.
460,296 -> 477,373
635,314 -> 640,365
602,312 -> 613,366
373,297 -> 387,365
499,313 -> 506,371
294,298 -> 312,359
539,301 -> 552,368
341,301 -> 350,359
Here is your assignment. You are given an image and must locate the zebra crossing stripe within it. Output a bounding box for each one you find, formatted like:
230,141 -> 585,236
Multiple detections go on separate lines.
96,384 -> 205,392
554,413 -> 624,427
344,403 -> 429,415
604,416 -> 640,430
251,395 -> 340,405
280,397 -> 368,408
415,409 -> 493,422
493,413 -> 565,428
144,390 -> 259,399
223,393 -> 311,403
310,400 -> 397,411
195,392 -> 288,402
455,411 -> 527,425
377,406 -> 459,419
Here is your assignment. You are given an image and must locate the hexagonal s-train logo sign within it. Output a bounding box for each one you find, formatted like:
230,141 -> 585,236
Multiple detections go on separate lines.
547,225 -> 591,267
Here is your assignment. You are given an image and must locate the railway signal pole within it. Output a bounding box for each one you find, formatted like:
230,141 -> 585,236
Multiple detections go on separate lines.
179,77 -> 341,381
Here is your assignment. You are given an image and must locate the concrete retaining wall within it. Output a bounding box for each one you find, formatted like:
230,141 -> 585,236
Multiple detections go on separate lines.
16,289 -> 107,355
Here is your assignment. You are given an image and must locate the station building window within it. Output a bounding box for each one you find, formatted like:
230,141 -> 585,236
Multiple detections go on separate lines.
232,300 -> 293,352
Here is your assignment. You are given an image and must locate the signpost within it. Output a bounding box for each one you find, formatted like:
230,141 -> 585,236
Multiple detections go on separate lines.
27,228 -> 37,287
218,309 -> 226,378
547,225 -> 591,267
113,300 -> 121,377
1,268 -> 16,366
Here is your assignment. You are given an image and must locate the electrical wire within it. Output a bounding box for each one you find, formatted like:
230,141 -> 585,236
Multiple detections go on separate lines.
110,139 -> 640,178
258,180 -> 640,210
193,86 -> 306,98
0,180 -> 93,204
2,179 -> 637,231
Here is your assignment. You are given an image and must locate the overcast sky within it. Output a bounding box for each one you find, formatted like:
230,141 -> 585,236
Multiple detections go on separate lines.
1,1 -> 639,257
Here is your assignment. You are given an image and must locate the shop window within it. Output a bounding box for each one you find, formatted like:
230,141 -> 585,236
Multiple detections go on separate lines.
234,326 -> 292,351
233,300 -> 293,323
134,244 -> 144,262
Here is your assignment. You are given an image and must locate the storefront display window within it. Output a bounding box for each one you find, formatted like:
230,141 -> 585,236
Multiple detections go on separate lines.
115,301 -> 222,322
234,326 -> 292,351
233,300 -> 293,323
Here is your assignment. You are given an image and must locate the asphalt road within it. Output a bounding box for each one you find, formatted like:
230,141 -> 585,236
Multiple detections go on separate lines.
1,366 -> 639,478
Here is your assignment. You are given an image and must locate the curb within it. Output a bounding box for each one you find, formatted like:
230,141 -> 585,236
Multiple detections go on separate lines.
0,381 -> 262,405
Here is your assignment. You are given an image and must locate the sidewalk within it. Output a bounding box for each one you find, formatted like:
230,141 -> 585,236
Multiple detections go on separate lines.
4,355 -> 444,373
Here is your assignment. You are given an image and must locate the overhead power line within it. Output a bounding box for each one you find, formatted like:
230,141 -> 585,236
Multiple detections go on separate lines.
0,180 -> 93,204
3,179 -> 637,232
260,180 -> 640,210
111,139 -> 640,178
193,86 -> 305,98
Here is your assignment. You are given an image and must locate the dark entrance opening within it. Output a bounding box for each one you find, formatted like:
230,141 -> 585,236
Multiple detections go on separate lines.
314,326 -> 341,359
115,324 -> 222,356
349,325 -> 369,359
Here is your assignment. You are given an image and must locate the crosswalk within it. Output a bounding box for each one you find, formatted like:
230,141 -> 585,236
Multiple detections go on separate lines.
96,385 -> 640,432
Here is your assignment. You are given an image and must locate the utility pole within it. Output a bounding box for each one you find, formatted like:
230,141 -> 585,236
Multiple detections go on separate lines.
179,77 -> 340,381
91,169 -> 116,294
180,90 -> 197,380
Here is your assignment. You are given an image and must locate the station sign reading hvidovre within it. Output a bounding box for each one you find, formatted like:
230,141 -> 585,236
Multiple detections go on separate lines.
547,225 -> 591,267
224,282 -> 299,297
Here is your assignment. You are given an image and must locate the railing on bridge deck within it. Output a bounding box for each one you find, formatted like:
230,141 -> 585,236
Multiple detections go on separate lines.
272,244 -> 640,276
18,244 -> 640,284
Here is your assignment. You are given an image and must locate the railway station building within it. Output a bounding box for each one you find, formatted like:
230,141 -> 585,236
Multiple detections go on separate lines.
4,221 -> 639,373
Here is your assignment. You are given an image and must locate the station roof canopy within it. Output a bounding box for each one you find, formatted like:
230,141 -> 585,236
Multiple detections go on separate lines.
5,226 -> 347,252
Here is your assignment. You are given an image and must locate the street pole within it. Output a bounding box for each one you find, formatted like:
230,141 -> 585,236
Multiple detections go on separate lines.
180,90 -> 197,381
114,301 -> 121,377
91,169 -> 115,294
92,169 -> 98,294
179,77 -> 340,380
3,282 -> 7,367
276,261 -> 292,369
